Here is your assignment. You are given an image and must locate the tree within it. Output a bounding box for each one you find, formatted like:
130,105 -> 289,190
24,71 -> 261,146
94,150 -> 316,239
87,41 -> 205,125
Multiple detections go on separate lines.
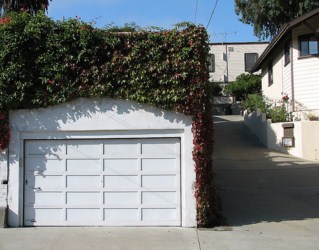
224,73 -> 261,101
235,0 -> 319,39
0,0 -> 51,16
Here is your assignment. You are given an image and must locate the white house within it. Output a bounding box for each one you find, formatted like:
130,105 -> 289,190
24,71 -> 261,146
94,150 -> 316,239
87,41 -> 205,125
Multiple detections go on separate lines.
209,42 -> 268,83
251,8 -> 319,119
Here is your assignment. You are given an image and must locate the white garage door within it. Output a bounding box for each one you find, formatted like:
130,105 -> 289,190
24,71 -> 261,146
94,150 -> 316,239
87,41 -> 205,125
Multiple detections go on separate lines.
24,138 -> 181,226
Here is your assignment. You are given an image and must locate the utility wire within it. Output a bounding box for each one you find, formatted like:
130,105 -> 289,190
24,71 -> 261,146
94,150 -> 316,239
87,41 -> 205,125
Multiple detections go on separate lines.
194,0 -> 199,23
206,0 -> 219,29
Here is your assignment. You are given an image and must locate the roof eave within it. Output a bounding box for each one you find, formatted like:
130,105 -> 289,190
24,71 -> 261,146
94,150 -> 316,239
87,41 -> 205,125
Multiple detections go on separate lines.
250,8 -> 319,73
250,24 -> 290,73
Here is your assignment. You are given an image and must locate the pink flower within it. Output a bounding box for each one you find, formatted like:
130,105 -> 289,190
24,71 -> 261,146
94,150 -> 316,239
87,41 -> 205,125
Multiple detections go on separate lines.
282,95 -> 289,101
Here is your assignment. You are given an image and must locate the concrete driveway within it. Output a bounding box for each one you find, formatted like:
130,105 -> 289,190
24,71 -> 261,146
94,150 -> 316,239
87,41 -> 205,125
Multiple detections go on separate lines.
213,115 -> 319,249
0,115 -> 319,250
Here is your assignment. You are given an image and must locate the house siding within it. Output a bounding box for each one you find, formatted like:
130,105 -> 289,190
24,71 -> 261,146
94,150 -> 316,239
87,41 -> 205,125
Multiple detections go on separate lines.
282,59 -> 292,98
292,15 -> 319,111
209,43 -> 268,82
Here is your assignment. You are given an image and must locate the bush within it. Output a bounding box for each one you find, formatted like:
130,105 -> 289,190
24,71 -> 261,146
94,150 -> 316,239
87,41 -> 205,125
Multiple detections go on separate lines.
224,73 -> 261,101
268,104 -> 289,123
243,94 -> 290,123
243,94 -> 268,113
210,81 -> 223,96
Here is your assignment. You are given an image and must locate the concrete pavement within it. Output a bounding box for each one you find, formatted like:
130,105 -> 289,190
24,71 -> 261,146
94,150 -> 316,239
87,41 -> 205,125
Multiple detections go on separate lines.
213,115 -> 319,249
1,115 -> 319,250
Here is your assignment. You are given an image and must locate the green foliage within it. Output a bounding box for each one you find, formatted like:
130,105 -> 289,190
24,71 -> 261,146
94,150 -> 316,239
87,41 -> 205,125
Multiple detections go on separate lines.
0,12 -> 220,227
244,94 -> 290,123
268,104 -> 289,123
243,94 -> 268,113
0,0 -> 51,16
235,0 -> 319,39
210,82 -> 223,97
224,73 -> 261,101
104,22 -> 141,32
0,12 -> 208,112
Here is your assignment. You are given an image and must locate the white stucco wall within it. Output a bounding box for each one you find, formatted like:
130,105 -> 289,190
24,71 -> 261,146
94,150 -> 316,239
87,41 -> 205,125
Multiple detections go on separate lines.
261,51 -> 284,101
0,151 -> 8,207
5,98 -> 196,227
244,109 -> 319,161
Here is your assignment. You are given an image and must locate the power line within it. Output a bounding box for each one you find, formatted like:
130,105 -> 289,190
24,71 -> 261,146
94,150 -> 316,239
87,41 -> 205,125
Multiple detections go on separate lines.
194,0 -> 199,23
206,0 -> 219,29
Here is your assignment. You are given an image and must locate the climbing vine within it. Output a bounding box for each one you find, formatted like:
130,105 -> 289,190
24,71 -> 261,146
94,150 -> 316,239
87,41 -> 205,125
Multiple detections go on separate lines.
0,12 -> 220,227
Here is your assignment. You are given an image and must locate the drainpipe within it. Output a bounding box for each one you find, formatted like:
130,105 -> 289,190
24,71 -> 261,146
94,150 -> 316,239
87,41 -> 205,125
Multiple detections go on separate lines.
226,45 -> 229,83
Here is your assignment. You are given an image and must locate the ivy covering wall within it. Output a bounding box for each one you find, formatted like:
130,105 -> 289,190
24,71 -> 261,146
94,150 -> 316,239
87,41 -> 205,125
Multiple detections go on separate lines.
0,12 -> 220,227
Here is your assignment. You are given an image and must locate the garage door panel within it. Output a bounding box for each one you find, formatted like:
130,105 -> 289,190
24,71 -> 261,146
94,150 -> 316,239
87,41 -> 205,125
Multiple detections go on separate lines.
66,208 -> 100,221
104,209 -> 139,221
66,175 -> 100,189
28,141 -> 64,157
25,208 -> 63,223
142,192 -> 176,205
141,158 -> 176,172
104,175 -> 139,190
141,139 -> 178,155
104,159 -> 139,173
26,192 -> 63,206
142,208 -> 177,221
26,159 -> 63,172
66,159 -> 101,172
67,141 -> 101,157
24,138 -> 181,226
32,175 -> 63,190
104,140 -> 139,155
66,192 -> 100,206
142,175 -> 177,189
104,192 -> 138,205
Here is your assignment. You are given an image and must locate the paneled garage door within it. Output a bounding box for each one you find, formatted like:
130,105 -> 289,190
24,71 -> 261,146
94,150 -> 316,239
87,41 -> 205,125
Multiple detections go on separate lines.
24,138 -> 181,226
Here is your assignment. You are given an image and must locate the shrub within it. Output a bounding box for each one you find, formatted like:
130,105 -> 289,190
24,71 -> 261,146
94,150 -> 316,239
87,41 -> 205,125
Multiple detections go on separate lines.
243,94 -> 290,123
224,73 -> 261,101
210,81 -> 223,96
306,113 -> 319,121
243,94 -> 268,113
268,104 -> 289,123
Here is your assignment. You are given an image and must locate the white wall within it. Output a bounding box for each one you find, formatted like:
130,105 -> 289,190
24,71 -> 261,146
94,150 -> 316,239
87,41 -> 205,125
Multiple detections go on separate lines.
209,43 -> 268,82
261,51 -> 284,101
244,109 -> 319,161
0,151 -> 7,207
4,98 -> 196,227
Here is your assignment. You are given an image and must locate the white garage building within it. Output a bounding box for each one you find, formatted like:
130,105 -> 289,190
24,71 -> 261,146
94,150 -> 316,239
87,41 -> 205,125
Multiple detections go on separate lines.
1,98 -> 196,227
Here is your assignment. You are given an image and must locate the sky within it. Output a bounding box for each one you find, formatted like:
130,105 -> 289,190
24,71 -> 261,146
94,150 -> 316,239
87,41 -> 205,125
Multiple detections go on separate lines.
47,0 -> 265,43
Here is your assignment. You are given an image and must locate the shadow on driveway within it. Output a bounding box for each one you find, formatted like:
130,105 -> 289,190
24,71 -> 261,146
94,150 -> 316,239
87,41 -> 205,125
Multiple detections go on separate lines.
214,115 -> 319,226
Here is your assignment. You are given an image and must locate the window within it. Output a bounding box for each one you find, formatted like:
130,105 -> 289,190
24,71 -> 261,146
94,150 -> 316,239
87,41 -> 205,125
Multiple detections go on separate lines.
299,35 -> 319,57
209,54 -> 215,72
245,53 -> 258,71
284,42 -> 291,65
268,61 -> 273,86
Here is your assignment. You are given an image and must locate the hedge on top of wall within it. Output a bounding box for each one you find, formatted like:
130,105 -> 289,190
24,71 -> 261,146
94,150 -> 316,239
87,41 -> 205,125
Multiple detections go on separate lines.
0,12 -> 221,227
